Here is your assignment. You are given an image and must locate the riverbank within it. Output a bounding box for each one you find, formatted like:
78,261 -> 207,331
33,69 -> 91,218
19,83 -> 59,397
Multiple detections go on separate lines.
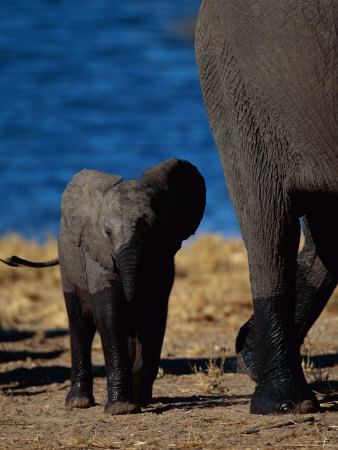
0,234 -> 337,448
0,233 -> 337,334
0,234 -> 255,333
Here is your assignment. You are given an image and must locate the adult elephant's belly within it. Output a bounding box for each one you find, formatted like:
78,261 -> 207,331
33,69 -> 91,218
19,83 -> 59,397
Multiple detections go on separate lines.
293,147 -> 338,196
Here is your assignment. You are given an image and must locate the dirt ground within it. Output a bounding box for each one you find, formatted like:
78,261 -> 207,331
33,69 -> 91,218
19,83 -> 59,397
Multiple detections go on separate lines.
0,236 -> 337,449
0,312 -> 337,449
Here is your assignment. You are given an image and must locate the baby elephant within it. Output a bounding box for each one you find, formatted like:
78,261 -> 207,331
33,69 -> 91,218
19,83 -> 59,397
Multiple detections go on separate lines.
2,158 -> 206,414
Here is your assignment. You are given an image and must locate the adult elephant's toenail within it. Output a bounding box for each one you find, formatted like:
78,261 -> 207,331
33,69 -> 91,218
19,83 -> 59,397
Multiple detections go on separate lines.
279,401 -> 294,413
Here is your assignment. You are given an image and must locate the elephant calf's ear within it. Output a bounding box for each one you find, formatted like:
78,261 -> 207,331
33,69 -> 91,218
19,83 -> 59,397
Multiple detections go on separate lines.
141,158 -> 206,241
61,169 -> 123,251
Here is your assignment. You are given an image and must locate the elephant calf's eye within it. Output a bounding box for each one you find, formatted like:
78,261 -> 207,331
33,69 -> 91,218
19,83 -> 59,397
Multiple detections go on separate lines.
105,228 -> 112,237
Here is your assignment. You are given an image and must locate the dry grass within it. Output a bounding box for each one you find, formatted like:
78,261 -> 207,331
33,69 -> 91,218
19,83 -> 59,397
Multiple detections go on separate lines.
0,233 -> 337,333
0,234 -> 64,329
171,235 -> 252,329
192,343 -> 230,394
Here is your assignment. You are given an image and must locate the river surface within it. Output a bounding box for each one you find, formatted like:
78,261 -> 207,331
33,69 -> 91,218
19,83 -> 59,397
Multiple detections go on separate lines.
0,0 -> 240,241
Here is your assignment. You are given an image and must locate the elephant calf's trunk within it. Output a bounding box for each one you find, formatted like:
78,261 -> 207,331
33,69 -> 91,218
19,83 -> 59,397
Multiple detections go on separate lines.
116,247 -> 141,303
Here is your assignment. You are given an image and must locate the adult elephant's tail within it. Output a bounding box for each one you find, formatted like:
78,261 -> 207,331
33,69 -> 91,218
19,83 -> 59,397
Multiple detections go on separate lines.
0,256 -> 59,268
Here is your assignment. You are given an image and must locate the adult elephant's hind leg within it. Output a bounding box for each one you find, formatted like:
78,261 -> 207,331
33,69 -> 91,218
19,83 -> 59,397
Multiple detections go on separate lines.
294,217 -> 337,346
236,314 -> 256,380
239,201 -> 319,414
236,216 -> 337,382
64,290 -> 96,409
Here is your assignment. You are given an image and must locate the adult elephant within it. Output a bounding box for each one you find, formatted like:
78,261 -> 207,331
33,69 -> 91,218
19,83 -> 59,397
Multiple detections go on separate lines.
195,0 -> 337,414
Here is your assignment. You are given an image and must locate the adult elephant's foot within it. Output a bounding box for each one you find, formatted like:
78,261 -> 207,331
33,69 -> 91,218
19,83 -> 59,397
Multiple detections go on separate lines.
65,383 -> 95,409
235,316 -> 259,381
250,375 -> 320,415
104,400 -> 140,415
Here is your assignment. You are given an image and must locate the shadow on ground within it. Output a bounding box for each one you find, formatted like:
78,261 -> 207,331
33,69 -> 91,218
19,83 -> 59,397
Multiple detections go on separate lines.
0,329 -> 68,343
148,394 -> 249,414
1,355 -> 337,387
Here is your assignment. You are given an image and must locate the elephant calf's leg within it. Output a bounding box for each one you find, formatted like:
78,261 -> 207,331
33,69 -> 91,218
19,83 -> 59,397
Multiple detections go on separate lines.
132,298 -> 169,407
64,291 -> 96,409
91,288 -> 140,415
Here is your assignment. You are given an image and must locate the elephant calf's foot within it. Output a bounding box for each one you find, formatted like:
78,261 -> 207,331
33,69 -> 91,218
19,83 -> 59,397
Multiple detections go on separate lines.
134,385 -> 153,408
250,377 -> 320,415
65,384 -> 95,409
235,317 -> 258,381
104,400 -> 140,415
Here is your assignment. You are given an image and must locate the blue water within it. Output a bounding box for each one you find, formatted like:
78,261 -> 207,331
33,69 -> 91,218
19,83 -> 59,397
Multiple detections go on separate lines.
0,0 -> 239,241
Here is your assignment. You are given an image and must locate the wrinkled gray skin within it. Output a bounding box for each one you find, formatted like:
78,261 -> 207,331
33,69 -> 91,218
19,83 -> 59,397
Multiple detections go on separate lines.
0,159 -> 205,413
196,0 -> 337,414
58,158 -> 205,414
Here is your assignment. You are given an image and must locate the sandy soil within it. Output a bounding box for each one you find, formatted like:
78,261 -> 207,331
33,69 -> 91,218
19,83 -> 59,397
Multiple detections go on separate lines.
0,311 -> 337,449
0,236 -> 337,449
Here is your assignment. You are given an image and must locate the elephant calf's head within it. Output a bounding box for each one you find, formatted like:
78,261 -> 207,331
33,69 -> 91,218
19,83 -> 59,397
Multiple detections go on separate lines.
61,157 -> 206,302
101,180 -> 163,257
